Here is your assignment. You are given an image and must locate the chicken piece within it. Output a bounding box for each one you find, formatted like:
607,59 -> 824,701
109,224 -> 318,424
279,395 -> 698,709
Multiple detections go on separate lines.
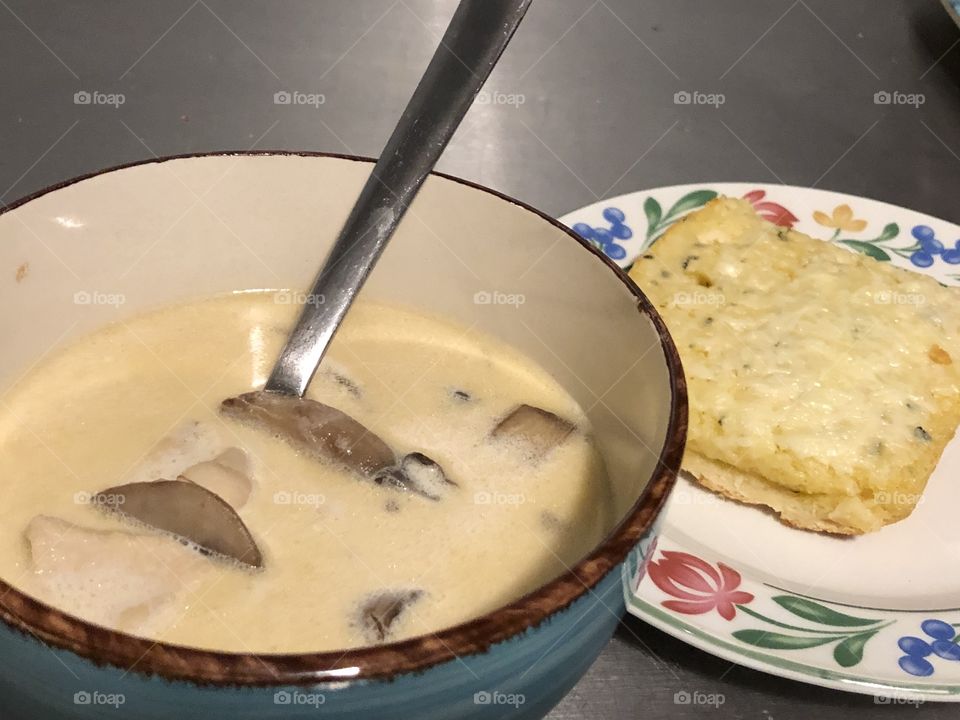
180,448 -> 253,509
25,516 -> 211,634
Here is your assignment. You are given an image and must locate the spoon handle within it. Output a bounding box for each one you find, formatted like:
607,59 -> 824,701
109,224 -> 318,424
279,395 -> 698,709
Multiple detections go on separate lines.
265,0 -> 533,397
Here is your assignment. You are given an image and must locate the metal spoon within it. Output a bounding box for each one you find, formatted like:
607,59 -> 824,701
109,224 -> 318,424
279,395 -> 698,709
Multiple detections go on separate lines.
264,0 -> 533,397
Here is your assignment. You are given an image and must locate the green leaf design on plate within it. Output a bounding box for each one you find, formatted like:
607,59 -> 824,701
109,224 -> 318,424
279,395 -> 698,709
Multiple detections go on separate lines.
840,239 -> 891,262
875,222 -> 899,242
833,630 -> 878,667
732,630 -> 838,650
737,605 -> 852,635
643,197 -> 662,238
663,190 -> 718,222
643,189 -> 718,247
773,596 -> 881,627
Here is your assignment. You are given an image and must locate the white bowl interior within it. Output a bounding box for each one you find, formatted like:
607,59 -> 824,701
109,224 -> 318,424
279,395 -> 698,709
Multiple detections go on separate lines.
0,154 -> 674,527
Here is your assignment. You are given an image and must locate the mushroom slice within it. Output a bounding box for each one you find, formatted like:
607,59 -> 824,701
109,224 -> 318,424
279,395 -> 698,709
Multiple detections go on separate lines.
327,370 -> 362,398
181,448 -> 253,509
374,452 -> 456,501
93,480 -> 262,568
221,392 -> 456,501
358,589 -> 423,643
491,404 -> 576,459
220,391 -> 395,478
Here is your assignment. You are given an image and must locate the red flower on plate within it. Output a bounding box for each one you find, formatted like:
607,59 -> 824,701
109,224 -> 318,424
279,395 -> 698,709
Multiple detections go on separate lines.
743,189 -> 798,228
647,551 -> 754,620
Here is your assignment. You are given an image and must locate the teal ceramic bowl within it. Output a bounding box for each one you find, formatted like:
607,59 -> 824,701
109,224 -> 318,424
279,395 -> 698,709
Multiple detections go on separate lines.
0,153 -> 686,719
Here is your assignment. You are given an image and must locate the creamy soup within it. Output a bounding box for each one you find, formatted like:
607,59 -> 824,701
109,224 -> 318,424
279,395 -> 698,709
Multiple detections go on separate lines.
0,292 -> 613,652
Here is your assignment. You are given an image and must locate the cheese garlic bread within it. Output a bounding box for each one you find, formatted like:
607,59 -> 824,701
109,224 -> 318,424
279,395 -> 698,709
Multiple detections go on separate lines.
630,198 -> 960,534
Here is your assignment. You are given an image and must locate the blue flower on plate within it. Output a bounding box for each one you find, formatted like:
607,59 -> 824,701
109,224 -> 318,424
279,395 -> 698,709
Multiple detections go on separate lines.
909,225 -> 960,267
897,619 -> 960,676
572,208 -> 632,261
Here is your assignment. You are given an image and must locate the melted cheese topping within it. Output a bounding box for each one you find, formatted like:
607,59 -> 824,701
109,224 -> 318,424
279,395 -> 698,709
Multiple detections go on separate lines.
631,198 -> 960,501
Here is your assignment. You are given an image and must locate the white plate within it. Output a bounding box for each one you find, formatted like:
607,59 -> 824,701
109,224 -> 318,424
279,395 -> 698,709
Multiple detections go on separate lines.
561,184 -> 960,701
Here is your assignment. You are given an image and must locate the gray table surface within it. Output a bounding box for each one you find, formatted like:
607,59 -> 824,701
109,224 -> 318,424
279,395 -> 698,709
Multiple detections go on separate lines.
2,0 -> 958,718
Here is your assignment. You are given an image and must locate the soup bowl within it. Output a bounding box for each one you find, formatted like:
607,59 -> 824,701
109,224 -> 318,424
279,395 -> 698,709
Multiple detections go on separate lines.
0,153 -> 685,719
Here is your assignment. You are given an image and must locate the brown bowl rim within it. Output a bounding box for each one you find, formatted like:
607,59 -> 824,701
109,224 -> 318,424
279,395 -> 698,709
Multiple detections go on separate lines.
0,150 -> 687,686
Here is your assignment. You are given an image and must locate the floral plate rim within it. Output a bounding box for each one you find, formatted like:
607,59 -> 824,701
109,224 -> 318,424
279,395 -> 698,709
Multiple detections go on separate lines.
626,585 -> 960,698
560,183 -> 960,701
943,0 -> 960,28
